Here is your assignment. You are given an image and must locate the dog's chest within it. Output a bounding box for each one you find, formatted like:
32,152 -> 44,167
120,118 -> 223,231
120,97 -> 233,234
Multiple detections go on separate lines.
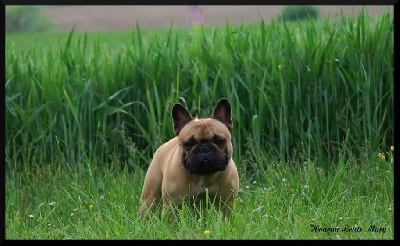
197,176 -> 207,190
191,176 -> 218,195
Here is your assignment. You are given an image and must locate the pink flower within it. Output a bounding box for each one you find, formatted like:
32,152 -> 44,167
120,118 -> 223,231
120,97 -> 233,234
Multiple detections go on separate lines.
189,5 -> 204,25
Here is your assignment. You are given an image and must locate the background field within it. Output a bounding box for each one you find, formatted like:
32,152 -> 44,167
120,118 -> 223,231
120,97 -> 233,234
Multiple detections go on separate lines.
41,5 -> 394,31
5,6 -> 394,240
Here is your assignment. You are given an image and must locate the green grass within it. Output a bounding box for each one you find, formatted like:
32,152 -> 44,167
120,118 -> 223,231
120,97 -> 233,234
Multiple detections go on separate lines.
5,8 -> 394,239
6,10 -> 394,170
5,142 -> 394,239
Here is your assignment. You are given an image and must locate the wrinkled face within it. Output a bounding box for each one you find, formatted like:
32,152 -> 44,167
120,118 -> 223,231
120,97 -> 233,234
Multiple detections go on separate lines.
178,118 -> 233,175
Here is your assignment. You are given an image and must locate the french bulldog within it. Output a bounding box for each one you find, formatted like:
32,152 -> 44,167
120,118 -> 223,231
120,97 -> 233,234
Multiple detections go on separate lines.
139,98 -> 239,220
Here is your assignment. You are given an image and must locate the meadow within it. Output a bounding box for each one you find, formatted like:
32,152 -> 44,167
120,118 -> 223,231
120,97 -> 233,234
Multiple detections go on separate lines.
5,9 -> 394,239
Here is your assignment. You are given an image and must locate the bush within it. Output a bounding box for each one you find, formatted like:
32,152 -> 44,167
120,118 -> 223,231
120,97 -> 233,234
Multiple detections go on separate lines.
278,5 -> 320,21
6,6 -> 57,33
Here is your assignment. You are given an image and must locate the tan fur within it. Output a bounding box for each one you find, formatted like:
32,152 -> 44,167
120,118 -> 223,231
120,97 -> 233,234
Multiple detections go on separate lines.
139,99 -> 239,220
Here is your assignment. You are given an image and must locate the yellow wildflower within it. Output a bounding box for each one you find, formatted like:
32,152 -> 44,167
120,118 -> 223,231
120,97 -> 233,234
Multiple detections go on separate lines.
390,146 -> 394,151
89,204 -> 94,209
204,230 -> 211,237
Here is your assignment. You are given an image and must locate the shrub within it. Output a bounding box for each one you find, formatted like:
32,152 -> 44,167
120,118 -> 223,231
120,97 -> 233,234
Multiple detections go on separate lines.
278,5 -> 320,21
6,6 -> 57,33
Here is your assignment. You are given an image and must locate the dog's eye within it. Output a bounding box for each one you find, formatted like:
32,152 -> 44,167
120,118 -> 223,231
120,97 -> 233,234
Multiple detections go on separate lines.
213,138 -> 226,146
184,141 -> 196,149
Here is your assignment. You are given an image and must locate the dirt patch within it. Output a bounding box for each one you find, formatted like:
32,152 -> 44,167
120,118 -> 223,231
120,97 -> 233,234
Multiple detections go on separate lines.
41,5 -> 393,32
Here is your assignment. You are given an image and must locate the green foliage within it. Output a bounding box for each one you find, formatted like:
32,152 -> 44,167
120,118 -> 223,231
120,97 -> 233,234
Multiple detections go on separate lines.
5,143 -> 394,239
5,10 -> 394,173
6,5 -> 57,33
4,10 -> 395,239
279,5 -> 321,21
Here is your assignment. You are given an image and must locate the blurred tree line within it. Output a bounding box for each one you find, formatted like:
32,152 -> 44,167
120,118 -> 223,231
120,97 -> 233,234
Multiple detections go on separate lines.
6,5 -> 57,33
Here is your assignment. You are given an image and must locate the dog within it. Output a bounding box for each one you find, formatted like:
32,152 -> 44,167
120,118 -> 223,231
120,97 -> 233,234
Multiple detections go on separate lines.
139,98 -> 239,220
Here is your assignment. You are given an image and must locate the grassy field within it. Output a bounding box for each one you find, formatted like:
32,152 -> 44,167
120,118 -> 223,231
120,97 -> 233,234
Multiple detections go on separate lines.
5,148 -> 394,239
5,9 -> 394,239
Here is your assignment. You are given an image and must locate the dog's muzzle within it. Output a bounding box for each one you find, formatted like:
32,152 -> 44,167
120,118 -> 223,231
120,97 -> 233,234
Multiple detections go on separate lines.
183,143 -> 229,175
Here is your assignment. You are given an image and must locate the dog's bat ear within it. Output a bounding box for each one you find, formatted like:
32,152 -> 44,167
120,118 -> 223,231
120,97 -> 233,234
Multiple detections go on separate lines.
172,103 -> 193,136
211,98 -> 232,131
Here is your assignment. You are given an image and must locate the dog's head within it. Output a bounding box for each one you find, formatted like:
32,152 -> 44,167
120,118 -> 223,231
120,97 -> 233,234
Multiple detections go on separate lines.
172,98 -> 233,175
